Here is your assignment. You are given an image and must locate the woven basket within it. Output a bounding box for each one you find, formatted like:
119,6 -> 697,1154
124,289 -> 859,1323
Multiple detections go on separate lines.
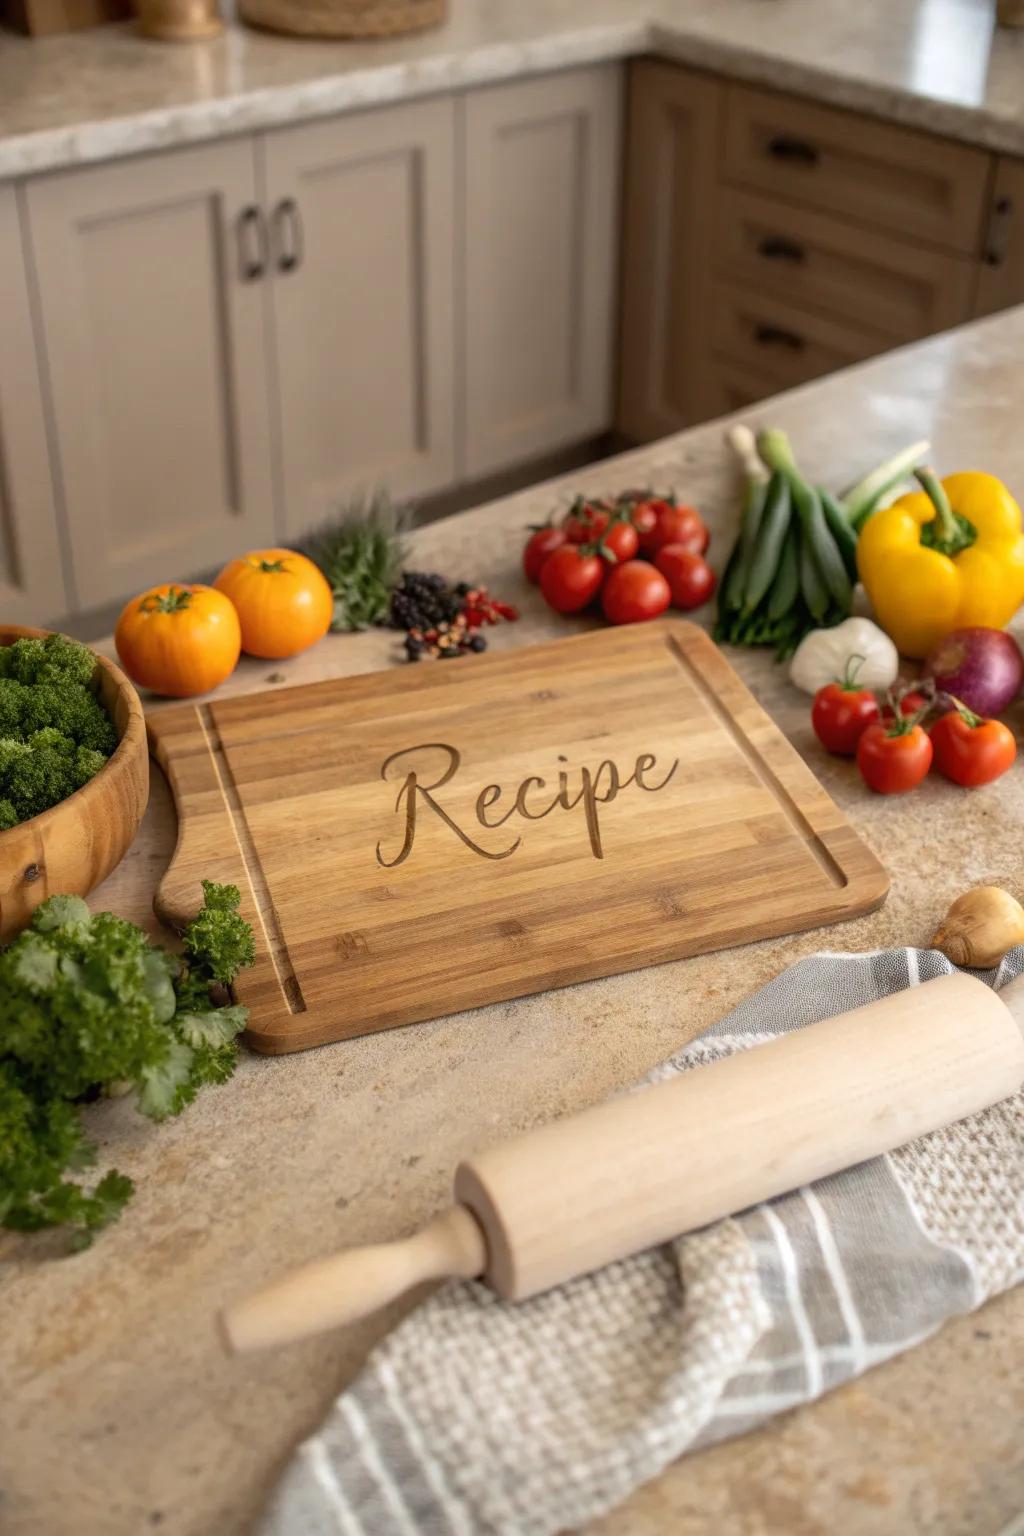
239,0 -> 442,37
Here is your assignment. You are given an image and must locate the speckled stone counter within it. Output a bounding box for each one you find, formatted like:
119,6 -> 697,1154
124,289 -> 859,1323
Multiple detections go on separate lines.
3,310 -> 1024,1535
3,0 -> 1024,179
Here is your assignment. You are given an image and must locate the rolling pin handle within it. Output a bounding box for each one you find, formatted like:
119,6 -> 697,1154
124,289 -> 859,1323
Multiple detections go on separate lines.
221,1204 -> 487,1354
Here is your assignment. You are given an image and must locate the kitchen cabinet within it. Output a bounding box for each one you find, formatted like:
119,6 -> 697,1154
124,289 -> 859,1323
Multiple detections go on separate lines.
618,62 -> 723,443
0,185 -> 68,625
26,140 -> 276,609
263,97 -> 456,535
461,66 -> 622,479
973,157 -> 1024,318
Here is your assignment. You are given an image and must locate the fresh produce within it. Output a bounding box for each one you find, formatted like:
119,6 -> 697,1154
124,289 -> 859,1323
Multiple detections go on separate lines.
716,426 -> 929,659
601,561 -> 671,626
857,468 -> 1024,658
0,881 -> 254,1248
0,635 -> 118,832
307,492 -> 408,631
856,714 -> 933,794
811,663 -> 880,756
644,501 -> 708,555
655,546 -> 716,611
390,572 -> 517,660
214,549 -> 333,660
115,583 -> 241,698
563,497 -> 611,544
932,886 -> 1024,968
789,617 -> 899,697
837,439 -> 930,531
601,518 -> 640,564
929,700 -> 1016,787
523,523 -> 568,584
921,626 -> 1024,718
540,545 -> 606,615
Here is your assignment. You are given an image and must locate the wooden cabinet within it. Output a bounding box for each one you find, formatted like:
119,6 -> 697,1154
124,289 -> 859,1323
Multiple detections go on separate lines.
0,186 -> 68,625
263,97 -> 456,536
618,62 -> 723,442
26,140 -> 275,609
973,158 -> 1024,318
461,66 -> 622,479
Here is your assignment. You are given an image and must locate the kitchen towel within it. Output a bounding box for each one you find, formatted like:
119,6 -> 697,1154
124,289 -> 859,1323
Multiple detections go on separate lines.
260,946 -> 1024,1536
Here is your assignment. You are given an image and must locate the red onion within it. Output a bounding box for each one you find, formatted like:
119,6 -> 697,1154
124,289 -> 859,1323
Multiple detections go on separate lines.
923,627 -> 1024,717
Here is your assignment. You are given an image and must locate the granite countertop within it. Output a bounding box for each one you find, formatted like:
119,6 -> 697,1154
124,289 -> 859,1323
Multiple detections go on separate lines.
3,0 -> 1024,180
2,309 -> 1024,1535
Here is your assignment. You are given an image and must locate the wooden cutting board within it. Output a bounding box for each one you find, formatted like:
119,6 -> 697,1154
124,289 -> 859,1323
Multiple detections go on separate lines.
149,620 -> 888,1054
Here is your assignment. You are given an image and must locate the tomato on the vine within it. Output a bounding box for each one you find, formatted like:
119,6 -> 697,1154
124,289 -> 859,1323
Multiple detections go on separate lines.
856,717 -> 933,794
601,560 -> 671,625
811,663 -> 881,756
649,502 -> 708,555
539,544 -> 605,614
523,524 -> 568,584
628,500 -> 660,552
563,500 -> 610,544
654,545 -> 716,610
880,690 -> 928,724
599,518 -> 640,565
930,704 -> 1016,787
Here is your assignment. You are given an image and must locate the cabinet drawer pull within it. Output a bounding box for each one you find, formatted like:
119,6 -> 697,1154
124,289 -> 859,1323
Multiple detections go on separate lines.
754,323 -> 805,352
236,205 -> 268,283
766,134 -> 820,167
273,198 -> 304,274
984,194 -> 1013,267
757,236 -> 806,264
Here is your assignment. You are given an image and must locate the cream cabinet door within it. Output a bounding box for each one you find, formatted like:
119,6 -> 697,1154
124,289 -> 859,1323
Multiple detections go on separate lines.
461,66 -> 622,480
263,98 -> 456,538
0,186 -> 67,626
26,141 -> 275,611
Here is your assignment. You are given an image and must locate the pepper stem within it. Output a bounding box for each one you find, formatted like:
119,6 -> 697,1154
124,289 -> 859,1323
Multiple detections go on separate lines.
914,466 -> 958,545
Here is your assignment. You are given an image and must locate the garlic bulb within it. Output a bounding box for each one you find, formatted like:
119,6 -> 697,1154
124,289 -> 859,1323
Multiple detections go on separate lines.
789,617 -> 899,697
931,886 -> 1024,969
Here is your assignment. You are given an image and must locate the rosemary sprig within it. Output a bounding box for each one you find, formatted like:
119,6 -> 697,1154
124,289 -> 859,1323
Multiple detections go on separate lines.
305,490 -> 409,632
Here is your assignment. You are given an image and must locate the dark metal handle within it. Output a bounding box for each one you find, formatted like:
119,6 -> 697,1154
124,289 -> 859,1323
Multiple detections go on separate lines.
767,134 -> 820,167
754,323 -> 805,352
757,236 -> 806,264
273,198 -> 304,274
984,194 -> 1013,267
236,205 -> 267,282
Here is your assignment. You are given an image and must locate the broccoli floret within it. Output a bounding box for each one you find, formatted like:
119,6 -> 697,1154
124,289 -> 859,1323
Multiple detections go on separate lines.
74,746 -> 107,789
28,727 -> 75,756
5,634 -> 97,689
0,682 -> 27,738
0,799 -> 17,831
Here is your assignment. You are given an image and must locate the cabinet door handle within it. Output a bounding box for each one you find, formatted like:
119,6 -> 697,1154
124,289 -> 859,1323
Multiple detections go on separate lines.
757,235 -> 806,263
767,134 -> 820,167
273,198 -> 304,274
754,323 -> 805,352
236,205 -> 268,282
984,194 -> 1013,267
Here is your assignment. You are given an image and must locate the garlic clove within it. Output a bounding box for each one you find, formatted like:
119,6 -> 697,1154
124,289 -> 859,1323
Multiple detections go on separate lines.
932,885 -> 1024,970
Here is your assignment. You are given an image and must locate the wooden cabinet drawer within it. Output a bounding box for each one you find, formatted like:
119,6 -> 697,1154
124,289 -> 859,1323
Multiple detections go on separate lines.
710,282 -> 881,390
724,83 -> 988,255
716,188 -> 976,342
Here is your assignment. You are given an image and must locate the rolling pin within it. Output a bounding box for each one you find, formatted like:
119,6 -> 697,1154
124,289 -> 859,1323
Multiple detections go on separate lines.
222,970 -> 1024,1353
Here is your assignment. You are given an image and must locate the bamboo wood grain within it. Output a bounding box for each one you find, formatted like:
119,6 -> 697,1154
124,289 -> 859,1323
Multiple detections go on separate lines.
0,625 -> 149,940
223,970 -> 1024,1352
150,621 -> 889,1053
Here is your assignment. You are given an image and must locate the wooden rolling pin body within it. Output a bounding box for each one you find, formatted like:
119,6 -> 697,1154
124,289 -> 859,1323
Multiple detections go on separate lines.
224,971 -> 1024,1352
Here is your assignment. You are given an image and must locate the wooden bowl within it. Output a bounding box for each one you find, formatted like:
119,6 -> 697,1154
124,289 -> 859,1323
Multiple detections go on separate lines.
0,625 -> 149,942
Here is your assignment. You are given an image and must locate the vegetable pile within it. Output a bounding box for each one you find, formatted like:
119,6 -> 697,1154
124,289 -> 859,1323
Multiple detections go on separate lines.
716,427 -> 927,659
0,634 -> 117,833
390,572 -> 518,660
0,881 -> 255,1248
525,491 -> 716,626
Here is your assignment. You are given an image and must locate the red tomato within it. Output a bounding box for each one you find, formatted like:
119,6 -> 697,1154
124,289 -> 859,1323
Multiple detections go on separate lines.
856,721 -> 933,794
880,690 -> 928,724
654,546 -> 717,610
650,503 -> 708,555
599,518 -> 640,564
539,545 -> 605,614
811,679 -> 880,756
628,500 -> 660,552
601,560 -> 671,625
930,708 -> 1016,787
522,525 -> 568,584
563,500 -> 610,544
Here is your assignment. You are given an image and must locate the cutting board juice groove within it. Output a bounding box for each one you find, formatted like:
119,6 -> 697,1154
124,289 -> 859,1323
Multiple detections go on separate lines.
148,621 -> 888,1053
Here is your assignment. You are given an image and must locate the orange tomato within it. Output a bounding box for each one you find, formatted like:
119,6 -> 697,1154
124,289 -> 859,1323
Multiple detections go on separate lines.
214,548 -> 333,659
115,583 -> 241,698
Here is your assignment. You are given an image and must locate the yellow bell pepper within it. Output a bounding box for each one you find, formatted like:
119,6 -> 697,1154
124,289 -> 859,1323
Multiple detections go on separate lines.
857,468 -> 1024,659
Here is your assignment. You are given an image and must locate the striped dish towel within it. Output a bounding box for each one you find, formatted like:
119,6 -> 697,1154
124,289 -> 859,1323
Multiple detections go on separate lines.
260,947 -> 1024,1536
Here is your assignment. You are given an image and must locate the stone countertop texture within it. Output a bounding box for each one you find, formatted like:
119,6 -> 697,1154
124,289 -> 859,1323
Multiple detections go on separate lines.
3,311 -> 1024,1535
3,0 -> 1024,179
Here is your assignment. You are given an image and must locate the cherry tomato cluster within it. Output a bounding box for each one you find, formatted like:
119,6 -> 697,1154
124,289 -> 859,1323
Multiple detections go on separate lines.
522,492 -> 716,627
811,666 -> 1017,795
